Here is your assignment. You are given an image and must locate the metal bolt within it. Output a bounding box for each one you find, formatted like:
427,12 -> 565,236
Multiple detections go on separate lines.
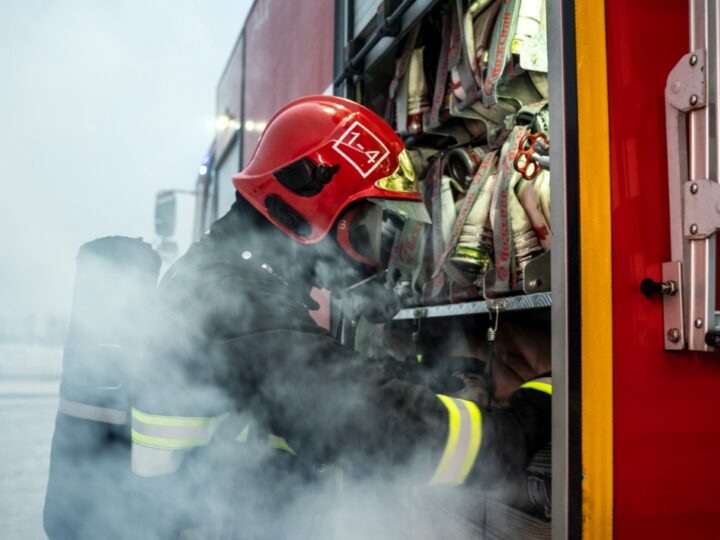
241,250 -> 252,260
690,223 -> 699,234
690,53 -> 698,66
690,183 -> 699,194
528,279 -> 541,288
695,318 -> 704,329
667,328 -> 681,343
690,94 -> 699,106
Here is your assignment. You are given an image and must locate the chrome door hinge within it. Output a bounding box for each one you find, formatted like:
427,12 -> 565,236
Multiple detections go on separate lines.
663,45 -> 718,351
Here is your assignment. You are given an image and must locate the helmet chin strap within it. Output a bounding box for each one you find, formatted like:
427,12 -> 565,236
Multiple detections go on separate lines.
231,193 -> 372,298
243,214 -> 398,322
337,269 -> 403,324
343,269 -> 389,292
308,244 -> 367,291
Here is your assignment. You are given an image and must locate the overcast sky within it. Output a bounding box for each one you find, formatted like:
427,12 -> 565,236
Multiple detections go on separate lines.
0,0 -> 252,320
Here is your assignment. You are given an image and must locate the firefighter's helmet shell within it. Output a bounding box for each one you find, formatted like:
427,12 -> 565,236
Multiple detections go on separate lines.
232,95 -> 423,244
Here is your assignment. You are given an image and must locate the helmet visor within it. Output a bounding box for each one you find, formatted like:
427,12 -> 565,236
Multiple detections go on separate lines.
337,202 -> 384,267
375,150 -> 420,194
337,196 -> 431,268
368,198 -> 431,224
371,149 -> 430,223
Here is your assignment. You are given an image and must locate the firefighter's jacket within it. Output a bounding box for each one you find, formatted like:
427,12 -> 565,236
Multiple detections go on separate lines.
131,201 -> 551,537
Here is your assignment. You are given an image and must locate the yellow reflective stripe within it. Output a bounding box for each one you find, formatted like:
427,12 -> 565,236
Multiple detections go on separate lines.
521,381 -> 552,395
131,429 -> 209,450
131,407 -> 217,427
430,395 -> 482,486
267,434 -> 296,455
131,409 -> 227,452
236,424 -> 250,443
430,395 -> 461,485
458,399 -> 482,482
234,426 -> 296,455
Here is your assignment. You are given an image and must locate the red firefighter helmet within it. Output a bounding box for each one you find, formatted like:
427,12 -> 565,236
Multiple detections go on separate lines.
232,95 -> 429,252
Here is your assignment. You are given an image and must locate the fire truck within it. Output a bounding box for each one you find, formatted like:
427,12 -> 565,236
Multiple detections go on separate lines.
152,0 -> 720,538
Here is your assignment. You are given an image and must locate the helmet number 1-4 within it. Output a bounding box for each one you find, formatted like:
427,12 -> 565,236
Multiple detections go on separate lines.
332,121 -> 390,178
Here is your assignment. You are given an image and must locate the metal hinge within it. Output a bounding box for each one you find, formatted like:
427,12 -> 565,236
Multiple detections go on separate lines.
662,42 -> 718,351
683,179 -> 720,239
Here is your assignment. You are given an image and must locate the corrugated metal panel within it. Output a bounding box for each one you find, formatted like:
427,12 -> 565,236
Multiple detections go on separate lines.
215,137 -> 240,216
353,0 -> 382,38
215,36 -> 243,161
242,0 -> 335,167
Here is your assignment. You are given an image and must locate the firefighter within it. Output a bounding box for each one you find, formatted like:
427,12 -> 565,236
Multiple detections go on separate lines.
130,95 -> 551,539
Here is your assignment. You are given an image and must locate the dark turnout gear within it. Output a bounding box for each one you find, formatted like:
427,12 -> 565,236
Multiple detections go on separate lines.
131,199 -> 551,537
44,237 -> 160,540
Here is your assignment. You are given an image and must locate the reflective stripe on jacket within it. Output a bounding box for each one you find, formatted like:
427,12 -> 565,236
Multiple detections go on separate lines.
131,408 -> 227,477
430,376 -> 552,486
430,395 -> 482,486
58,397 -> 128,425
520,376 -> 552,395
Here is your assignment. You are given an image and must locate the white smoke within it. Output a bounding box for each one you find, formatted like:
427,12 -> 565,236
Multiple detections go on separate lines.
0,2 -> 253,538
39,210 -> 551,539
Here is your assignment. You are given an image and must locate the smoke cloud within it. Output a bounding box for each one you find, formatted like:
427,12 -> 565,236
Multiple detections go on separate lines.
41,199 -> 551,539
0,2 -> 252,538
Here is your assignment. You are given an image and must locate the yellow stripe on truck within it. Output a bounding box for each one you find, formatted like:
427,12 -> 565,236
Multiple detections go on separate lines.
576,0 -> 615,536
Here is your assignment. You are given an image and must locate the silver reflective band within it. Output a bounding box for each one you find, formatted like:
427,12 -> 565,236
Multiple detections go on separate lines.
131,408 -> 227,450
58,397 -> 127,425
430,395 -> 482,486
131,443 -> 186,477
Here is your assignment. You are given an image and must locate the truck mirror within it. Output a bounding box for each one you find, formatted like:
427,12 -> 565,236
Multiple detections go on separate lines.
155,191 -> 177,238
